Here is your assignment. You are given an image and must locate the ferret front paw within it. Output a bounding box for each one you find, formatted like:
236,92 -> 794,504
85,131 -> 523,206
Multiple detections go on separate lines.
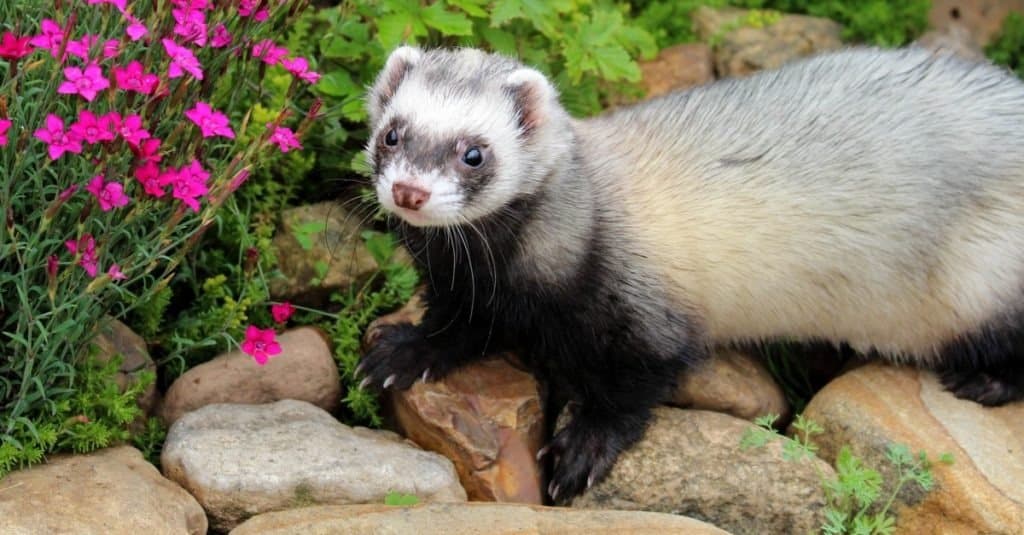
357,323 -> 443,392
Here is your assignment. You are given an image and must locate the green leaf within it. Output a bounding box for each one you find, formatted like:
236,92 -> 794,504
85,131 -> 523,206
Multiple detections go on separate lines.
422,3 -> 473,35
316,70 -> 359,98
292,221 -> 327,251
447,0 -> 488,18
362,231 -> 397,266
377,13 -> 418,50
384,491 -> 420,506
479,26 -> 517,55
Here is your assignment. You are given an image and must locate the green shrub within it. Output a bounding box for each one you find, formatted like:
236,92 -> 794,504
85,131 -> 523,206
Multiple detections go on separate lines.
987,12 -> 1024,78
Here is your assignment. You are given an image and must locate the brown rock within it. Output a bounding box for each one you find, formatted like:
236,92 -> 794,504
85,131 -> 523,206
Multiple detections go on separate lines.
670,348 -> 789,422
269,201 -> 412,307
915,25 -> 987,62
0,446 -> 207,535
639,43 -> 714,99
389,355 -> 545,503
92,318 -> 158,416
572,407 -> 833,535
160,327 -> 340,425
694,6 -> 843,78
801,363 -> 1024,534
230,503 -> 732,535
929,0 -> 1024,47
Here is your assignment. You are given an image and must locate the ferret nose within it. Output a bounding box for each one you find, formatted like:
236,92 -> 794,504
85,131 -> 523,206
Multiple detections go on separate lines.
392,182 -> 431,211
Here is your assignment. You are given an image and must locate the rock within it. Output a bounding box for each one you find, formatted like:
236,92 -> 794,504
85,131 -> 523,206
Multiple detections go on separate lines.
639,43 -> 714,99
161,399 -> 465,531
801,363 -> 1024,534
929,0 -> 1024,47
389,355 -> 545,503
270,201 -> 412,307
92,317 -> 158,417
915,25 -> 987,62
572,407 -> 832,535
160,327 -> 340,425
230,503 -> 732,535
670,348 -> 789,422
0,446 -> 207,535
693,6 -> 843,78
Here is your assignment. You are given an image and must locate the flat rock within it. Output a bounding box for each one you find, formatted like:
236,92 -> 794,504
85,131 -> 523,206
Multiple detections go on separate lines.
915,25 -> 987,61
0,446 -> 206,535
801,363 -> 1024,534
639,43 -> 714,99
929,0 -> 1024,47
161,399 -> 465,531
160,327 -> 340,425
230,503 -> 732,535
694,6 -> 843,78
670,348 -> 789,422
389,355 -> 545,503
572,407 -> 832,535
93,317 -> 158,417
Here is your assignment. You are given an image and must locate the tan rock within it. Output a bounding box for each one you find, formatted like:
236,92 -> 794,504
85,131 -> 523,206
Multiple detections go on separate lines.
929,0 -> 1024,47
801,363 -> 1024,534
915,25 -> 987,62
230,503 -> 732,535
639,43 -> 714,99
573,407 -> 833,534
671,348 -> 789,421
93,318 -> 158,416
0,446 -> 207,535
160,327 -> 340,425
694,6 -> 843,78
389,355 -> 545,503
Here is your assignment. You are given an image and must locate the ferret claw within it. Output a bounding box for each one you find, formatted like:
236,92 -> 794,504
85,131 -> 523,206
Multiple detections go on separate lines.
421,368 -> 430,382
536,445 -> 550,461
358,377 -> 371,390
383,374 -> 396,389
587,472 -> 595,490
548,481 -> 559,501
354,362 -> 365,377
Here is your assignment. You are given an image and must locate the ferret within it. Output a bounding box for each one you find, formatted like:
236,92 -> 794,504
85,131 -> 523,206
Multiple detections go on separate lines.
357,44 -> 1024,503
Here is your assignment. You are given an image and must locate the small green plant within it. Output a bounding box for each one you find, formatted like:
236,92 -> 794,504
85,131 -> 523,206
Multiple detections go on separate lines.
131,416 -> 167,469
384,491 -> 420,506
741,413 -> 953,535
986,12 -> 1024,78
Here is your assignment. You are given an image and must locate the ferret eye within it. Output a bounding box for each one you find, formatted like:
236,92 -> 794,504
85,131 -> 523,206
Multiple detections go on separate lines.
462,146 -> 483,167
384,128 -> 399,146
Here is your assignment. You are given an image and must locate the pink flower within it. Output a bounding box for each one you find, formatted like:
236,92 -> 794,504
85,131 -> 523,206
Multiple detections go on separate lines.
133,137 -> 162,164
66,35 -> 118,61
280,56 -> 320,84
59,184 -> 79,201
162,39 -> 203,79
47,255 -> 60,280
228,168 -> 250,192
173,8 -> 207,47
173,0 -> 212,9
267,124 -> 301,153
113,61 -> 160,94
271,302 -> 295,323
86,175 -> 130,211
252,39 -> 287,65
109,113 -> 151,146
0,119 -> 11,147
30,19 -> 65,58
241,325 -> 282,365
239,0 -> 270,21
210,24 -> 231,48
125,16 -> 148,41
65,234 -> 99,277
70,110 -> 117,144
0,31 -> 33,60
87,0 -> 127,11
185,102 -> 234,139
34,114 -> 83,160
107,263 -> 126,280
134,161 -> 166,197
58,64 -> 110,102
160,160 -> 209,212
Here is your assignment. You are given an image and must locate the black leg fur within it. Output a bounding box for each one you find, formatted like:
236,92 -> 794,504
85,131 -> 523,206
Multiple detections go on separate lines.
936,316 -> 1024,406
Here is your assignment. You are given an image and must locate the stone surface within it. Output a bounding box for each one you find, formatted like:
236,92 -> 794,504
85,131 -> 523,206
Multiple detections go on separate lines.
639,43 -> 714,99
929,0 -> 1024,47
802,363 -> 1024,535
93,317 -> 158,417
671,348 -> 789,422
915,25 -> 987,62
161,399 -> 465,532
694,6 -> 843,78
160,327 -> 340,425
389,355 -> 545,503
0,446 -> 207,535
230,503 -> 732,535
572,407 -> 832,535
270,201 -> 412,306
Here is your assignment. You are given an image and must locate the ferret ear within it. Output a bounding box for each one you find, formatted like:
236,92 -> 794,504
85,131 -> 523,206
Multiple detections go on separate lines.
504,67 -> 557,136
368,45 -> 423,126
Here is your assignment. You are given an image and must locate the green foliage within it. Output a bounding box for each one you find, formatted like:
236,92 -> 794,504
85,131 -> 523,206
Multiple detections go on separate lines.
384,491 -> 421,506
986,12 -> 1024,78
741,414 -> 953,535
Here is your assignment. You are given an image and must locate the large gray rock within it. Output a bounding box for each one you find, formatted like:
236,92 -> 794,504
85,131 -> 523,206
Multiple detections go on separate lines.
572,407 -> 832,535
160,327 -> 340,425
230,503 -> 733,535
161,399 -> 466,531
0,446 -> 206,535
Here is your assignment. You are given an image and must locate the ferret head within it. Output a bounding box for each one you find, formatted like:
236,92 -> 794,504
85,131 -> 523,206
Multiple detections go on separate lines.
366,46 -> 570,227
